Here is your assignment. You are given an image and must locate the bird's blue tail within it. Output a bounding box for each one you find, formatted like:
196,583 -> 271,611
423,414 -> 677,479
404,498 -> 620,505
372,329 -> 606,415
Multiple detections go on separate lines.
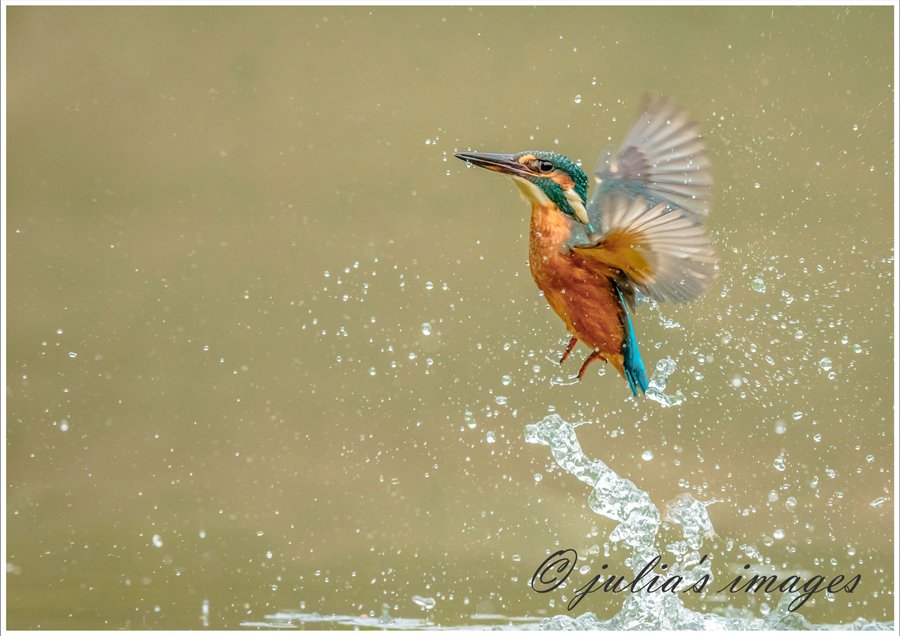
614,285 -> 649,397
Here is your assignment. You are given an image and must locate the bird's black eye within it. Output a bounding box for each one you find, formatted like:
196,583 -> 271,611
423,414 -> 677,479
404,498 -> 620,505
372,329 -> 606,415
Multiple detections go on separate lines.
539,160 -> 554,173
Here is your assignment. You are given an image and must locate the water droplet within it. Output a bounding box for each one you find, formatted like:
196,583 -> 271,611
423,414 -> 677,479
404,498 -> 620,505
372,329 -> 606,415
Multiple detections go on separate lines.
773,451 -> 786,472
773,528 -> 785,540
501,374 -> 511,386
420,322 -> 432,336
785,497 -> 798,511
152,534 -> 163,548
869,496 -> 887,508
740,544 -> 761,560
67,351 -> 77,358
533,473 -> 543,482
485,431 -> 496,444
751,276 -> 766,293
424,281 -> 434,291
641,450 -> 654,461
464,410 -> 477,429
574,94 -> 582,104
494,395 -> 508,406
656,357 -> 676,375
412,595 -> 436,611
59,419 -> 69,432
200,599 -> 210,626
818,357 -> 832,371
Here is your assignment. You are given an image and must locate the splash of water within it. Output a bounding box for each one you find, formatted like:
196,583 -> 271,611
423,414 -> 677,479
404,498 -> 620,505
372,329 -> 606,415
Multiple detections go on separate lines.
524,414 -> 892,631
242,411 -> 892,630
645,356 -> 685,407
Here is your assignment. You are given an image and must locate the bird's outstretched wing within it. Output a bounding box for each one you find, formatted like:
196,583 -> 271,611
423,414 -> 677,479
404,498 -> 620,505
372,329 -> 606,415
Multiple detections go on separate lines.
588,94 -> 711,227
573,195 -> 717,304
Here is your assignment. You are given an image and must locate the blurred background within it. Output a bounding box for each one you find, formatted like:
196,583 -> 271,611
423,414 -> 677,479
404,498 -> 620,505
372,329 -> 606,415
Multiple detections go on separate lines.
5,6 -> 894,629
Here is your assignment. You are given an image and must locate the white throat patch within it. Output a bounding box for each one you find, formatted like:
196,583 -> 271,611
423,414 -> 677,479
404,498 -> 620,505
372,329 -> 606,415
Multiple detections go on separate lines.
509,175 -> 589,225
510,176 -> 551,206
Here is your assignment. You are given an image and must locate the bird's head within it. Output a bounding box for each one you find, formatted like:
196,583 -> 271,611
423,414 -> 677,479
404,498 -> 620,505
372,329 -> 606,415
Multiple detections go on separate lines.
454,150 -> 590,226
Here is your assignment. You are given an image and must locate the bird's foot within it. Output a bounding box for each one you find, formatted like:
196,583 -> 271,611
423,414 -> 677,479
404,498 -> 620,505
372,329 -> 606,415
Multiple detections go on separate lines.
577,350 -> 603,380
559,336 -> 578,364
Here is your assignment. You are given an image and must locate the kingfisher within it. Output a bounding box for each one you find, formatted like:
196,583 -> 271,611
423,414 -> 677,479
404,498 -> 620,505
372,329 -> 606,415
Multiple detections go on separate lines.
455,95 -> 716,397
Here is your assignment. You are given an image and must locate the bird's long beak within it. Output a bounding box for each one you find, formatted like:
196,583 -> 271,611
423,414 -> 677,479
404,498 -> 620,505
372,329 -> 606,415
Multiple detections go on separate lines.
454,152 -> 531,178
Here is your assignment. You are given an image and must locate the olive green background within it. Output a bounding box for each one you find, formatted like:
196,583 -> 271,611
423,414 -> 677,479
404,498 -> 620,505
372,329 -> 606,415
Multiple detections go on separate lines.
6,6 -> 894,629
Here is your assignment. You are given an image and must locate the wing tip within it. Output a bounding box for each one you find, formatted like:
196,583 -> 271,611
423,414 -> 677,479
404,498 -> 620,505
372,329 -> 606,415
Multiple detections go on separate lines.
595,93 -> 713,217
636,91 -> 700,131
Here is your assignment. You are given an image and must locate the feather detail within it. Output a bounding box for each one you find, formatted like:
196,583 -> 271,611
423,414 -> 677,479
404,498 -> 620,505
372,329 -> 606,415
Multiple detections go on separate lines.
588,93 -> 712,222
613,283 -> 649,397
573,195 -> 717,303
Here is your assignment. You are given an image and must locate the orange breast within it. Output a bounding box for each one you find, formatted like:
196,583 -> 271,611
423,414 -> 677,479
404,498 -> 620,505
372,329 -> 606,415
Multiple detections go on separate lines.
528,203 -> 626,372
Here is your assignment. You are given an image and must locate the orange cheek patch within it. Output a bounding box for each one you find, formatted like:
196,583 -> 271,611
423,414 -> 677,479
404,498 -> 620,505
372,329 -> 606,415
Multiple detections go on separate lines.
551,172 -> 575,189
